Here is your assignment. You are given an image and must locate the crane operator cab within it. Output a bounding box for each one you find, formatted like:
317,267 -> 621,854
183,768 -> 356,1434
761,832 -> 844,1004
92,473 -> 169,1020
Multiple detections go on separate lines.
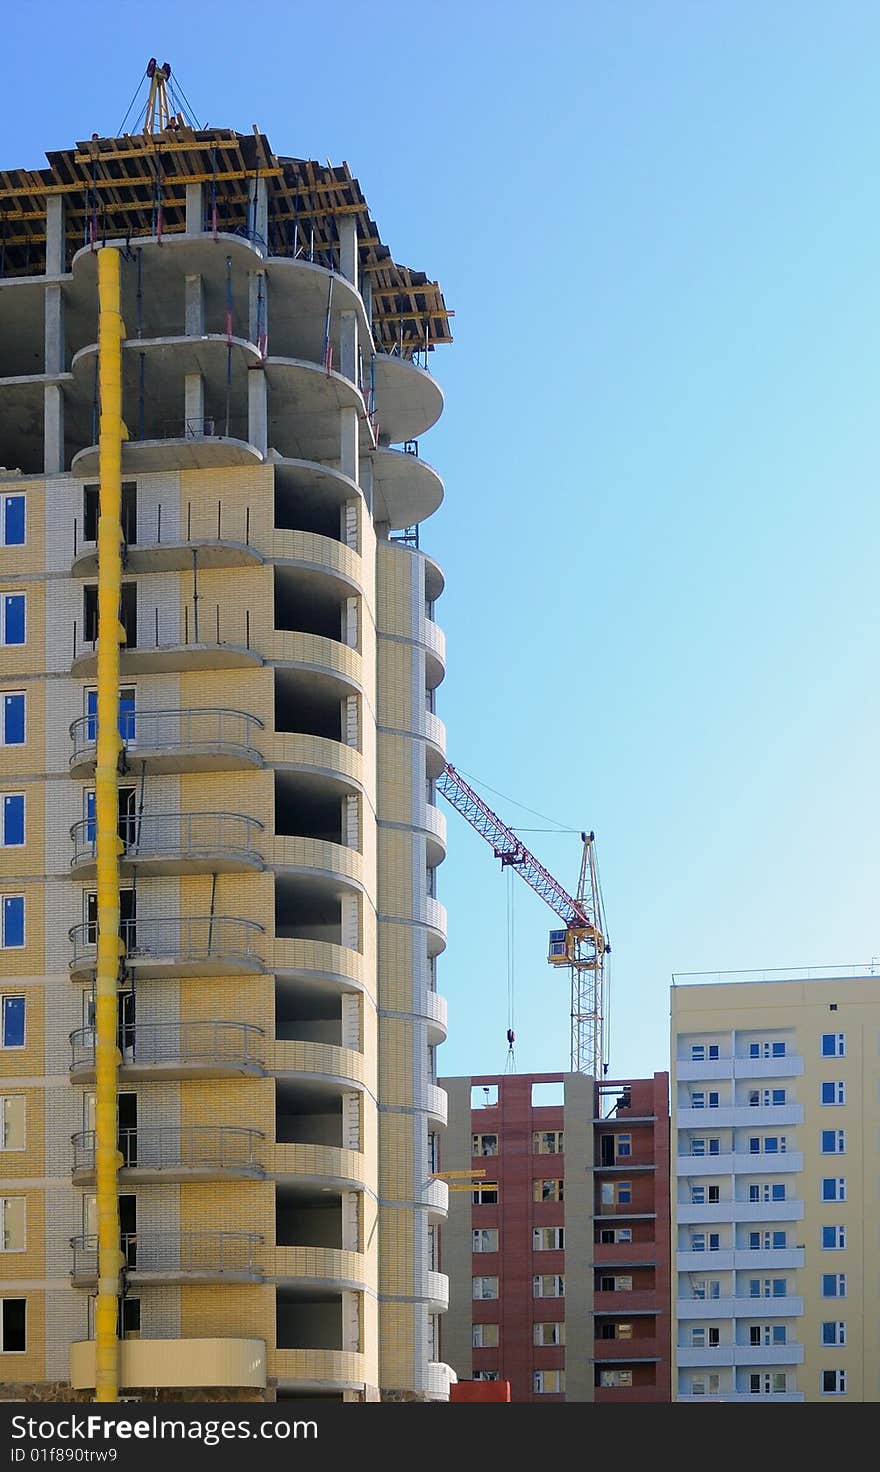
548,928 -> 570,964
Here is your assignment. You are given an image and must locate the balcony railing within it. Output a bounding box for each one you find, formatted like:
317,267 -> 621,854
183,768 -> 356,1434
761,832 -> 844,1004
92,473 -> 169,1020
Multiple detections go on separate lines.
68,915 -> 266,972
72,1125 -> 265,1176
69,811 -> 265,870
71,1231 -> 263,1281
69,707 -> 265,770
69,1020 -> 265,1074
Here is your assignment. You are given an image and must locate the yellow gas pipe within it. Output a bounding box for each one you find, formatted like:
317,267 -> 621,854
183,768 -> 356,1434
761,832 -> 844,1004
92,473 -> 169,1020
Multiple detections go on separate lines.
94,247 -> 126,1402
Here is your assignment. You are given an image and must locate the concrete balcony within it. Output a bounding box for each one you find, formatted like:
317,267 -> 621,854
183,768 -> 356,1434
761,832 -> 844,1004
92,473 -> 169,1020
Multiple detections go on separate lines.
423,1177 -> 449,1222
273,1142 -> 369,1192
679,1296 -> 804,1319
421,617 -> 446,687
69,915 -> 266,980
424,711 -> 447,777
677,1199 -> 804,1224
692,1391 -> 805,1402
272,629 -> 362,687
675,1152 -> 803,1176
593,1290 -> 658,1314
271,835 -> 364,891
677,1104 -> 803,1128
427,1270 -> 450,1313
733,1344 -> 805,1366
675,1153 -> 735,1176
421,988 -> 449,1046
677,1250 -> 736,1272
71,1231 -> 263,1286
274,1246 -> 374,1292
71,434 -> 264,478
274,937 -> 366,991
677,1247 -> 803,1272
72,1125 -> 265,1184
70,811 -> 265,877
734,1056 -> 803,1079
270,528 -> 362,587
273,1038 -> 368,1090
272,1349 -> 368,1393
425,1361 -> 458,1400
423,802 -> 447,867
593,1337 -> 660,1361
70,1337 -> 266,1392
371,446 -> 444,530
425,897 -> 447,956
69,1020 -> 265,1082
72,535 -> 262,579
264,356 -> 374,459
372,353 -> 444,443
271,731 -> 364,788
69,707 -> 265,779
423,1082 -> 448,1128
676,1059 -> 735,1082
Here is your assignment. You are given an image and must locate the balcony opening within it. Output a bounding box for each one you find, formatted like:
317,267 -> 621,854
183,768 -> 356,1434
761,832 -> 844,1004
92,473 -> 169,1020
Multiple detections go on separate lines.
83,582 -> 137,647
276,1080 -> 343,1147
83,482 -> 137,545
274,484 -> 342,542
275,772 -> 344,843
274,669 -> 344,743
275,980 -> 342,1046
275,876 -> 343,945
276,1185 -> 343,1249
274,567 -> 346,642
276,1289 -> 342,1351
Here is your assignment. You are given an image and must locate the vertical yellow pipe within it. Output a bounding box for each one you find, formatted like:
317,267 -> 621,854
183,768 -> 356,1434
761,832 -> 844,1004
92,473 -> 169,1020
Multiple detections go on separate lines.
95,247 -> 125,1402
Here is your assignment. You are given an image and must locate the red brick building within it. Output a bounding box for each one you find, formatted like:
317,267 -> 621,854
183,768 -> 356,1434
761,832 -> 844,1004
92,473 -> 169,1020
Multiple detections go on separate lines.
437,1071 -> 670,1402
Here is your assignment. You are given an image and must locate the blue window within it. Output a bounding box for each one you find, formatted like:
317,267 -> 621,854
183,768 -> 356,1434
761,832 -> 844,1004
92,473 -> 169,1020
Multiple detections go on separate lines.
1,996 -> 24,1048
1,497 -> 24,548
86,688 -> 135,744
822,1130 -> 845,1154
1,596 -> 25,647
84,791 -> 96,845
1,695 -> 24,746
1,898 -> 24,949
1,797 -> 23,848
822,1225 -> 845,1249
822,1322 -> 846,1346
822,1177 -> 846,1201
822,1274 -> 846,1298
821,1033 -> 845,1057
821,1081 -> 845,1105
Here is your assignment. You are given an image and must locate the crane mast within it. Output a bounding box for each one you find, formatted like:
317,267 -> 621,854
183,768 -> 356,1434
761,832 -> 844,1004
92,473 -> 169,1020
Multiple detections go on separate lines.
436,763 -> 610,1076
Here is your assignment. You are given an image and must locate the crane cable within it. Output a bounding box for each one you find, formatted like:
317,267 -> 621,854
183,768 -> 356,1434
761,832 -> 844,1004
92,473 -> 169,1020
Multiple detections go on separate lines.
505,867 -> 516,1072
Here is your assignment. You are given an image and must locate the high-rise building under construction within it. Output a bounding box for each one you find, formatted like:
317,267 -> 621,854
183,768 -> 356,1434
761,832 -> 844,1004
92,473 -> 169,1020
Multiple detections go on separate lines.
0,116 -> 453,1401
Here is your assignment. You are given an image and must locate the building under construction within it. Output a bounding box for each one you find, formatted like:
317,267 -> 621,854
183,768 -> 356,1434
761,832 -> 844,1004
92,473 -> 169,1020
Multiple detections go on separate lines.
0,97 -> 454,1401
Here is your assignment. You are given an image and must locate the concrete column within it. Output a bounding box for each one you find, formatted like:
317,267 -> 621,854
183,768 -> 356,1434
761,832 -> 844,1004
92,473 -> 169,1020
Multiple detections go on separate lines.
341,1192 -> 359,1252
184,374 -> 205,435
340,407 -> 359,485
337,213 -> 358,289
248,272 -> 268,350
344,596 -> 359,651
340,311 -> 358,384
341,994 -> 360,1050
252,177 -> 269,246
342,498 -> 360,551
44,384 -> 65,475
341,896 -> 360,952
44,285 -> 65,375
359,458 -> 373,516
343,695 -> 359,749
45,196 -> 65,277
360,273 -> 373,332
247,370 -> 267,454
184,275 -> 205,336
185,182 -> 203,235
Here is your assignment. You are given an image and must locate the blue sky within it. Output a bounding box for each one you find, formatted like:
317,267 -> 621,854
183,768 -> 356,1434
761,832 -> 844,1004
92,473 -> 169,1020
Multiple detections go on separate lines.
6,1 -> 880,1082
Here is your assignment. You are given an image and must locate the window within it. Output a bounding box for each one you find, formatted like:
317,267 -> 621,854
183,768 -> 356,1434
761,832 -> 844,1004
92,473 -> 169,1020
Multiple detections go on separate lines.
749,1324 -> 787,1346
0,1198 -> 24,1252
598,1321 -> 633,1340
616,1182 -> 631,1204
690,1232 -> 720,1253
472,1370 -> 499,1382
598,1275 -> 631,1292
85,688 -> 136,744
0,1097 -> 24,1151
822,1225 -> 846,1250
822,1274 -> 846,1298
748,1231 -> 787,1250
748,1183 -> 786,1203
1,796 -> 24,848
83,483 -> 137,545
1,898 -> 24,949
533,1322 -> 564,1346
0,595 -> 25,647
533,1130 -> 563,1154
472,1228 -> 498,1253
690,1137 -> 720,1157
749,1279 -> 787,1298
120,1297 -> 140,1339
534,1370 -> 565,1393
689,1091 -> 719,1110
821,1322 -> 846,1346
598,1227 -> 632,1244
615,1133 -> 632,1156
0,694 -> 24,746
690,1374 -> 720,1397
691,1280 -> 721,1300
748,1040 -> 786,1059
821,1033 -> 845,1057
749,1373 -> 787,1396
472,1184 -> 498,1205
1,997 -> 24,1048
690,1042 -> 720,1062
821,1130 -> 846,1154
690,1326 -> 720,1347
0,1298 -> 25,1352
472,1133 -> 498,1156
749,1135 -> 786,1155
748,1088 -> 786,1107
533,1227 -> 564,1250
821,1081 -> 845,1105
822,1369 -> 846,1395
690,1184 -> 720,1205
597,1370 -> 631,1388
533,1178 -> 563,1203
0,497 -> 25,548
533,1275 -> 564,1298
472,1323 -> 498,1348
84,584 -> 137,647
822,1177 -> 846,1202
472,1276 -> 498,1300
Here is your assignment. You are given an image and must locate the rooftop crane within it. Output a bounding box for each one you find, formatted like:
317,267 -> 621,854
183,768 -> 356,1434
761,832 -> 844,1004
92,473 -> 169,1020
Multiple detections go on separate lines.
436,763 -> 611,1077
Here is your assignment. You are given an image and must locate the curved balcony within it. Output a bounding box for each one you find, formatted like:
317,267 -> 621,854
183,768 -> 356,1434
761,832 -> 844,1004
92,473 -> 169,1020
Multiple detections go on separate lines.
272,835 -> 363,892
274,938 -> 366,993
69,811 -> 264,877
273,1142 -> 370,1192
421,989 -> 449,1047
423,1177 -> 449,1223
421,618 -> 446,688
425,897 -> 448,957
424,803 -> 447,867
69,707 -> 265,779
265,254 -> 372,358
272,629 -> 362,688
426,1270 -> 450,1313
70,1337 -> 266,1392
424,711 -> 447,778
71,1231 -> 263,1286
272,1348 -> 367,1393
71,434 -> 264,478
271,732 -> 364,790
273,1246 -> 374,1293
373,354 -> 444,443
69,1020 -> 265,1082
71,636 -> 262,679
72,1125 -> 265,1184
371,446 -> 444,529
264,357 -> 373,460
274,1039 -> 368,1090
270,529 -> 362,589
423,1083 -> 448,1129
425,1361 -> 457,1400
69,915 -> 266,980
72,535 -> 262,580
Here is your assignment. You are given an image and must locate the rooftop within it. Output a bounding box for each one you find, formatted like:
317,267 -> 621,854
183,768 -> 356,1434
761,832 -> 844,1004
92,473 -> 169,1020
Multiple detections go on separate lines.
671,962 -> 880,986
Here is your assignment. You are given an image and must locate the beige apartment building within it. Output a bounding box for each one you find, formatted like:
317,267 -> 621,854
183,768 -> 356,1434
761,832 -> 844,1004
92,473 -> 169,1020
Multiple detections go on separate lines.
0,124 -> 453,1401
672,967 -> 880,1401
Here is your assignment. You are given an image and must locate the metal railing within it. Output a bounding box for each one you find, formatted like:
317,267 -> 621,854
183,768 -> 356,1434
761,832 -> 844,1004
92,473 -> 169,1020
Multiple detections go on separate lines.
69,1020 -> 265,1073
69,811 -> 264,868
72,1125 -> 265,1175
68,915 -> 266,969
69,707 -> 265,767
71,1231 -> 263,1279
73,500 -> 254,558
72,602 -> 255,660
672,963 -> 880,985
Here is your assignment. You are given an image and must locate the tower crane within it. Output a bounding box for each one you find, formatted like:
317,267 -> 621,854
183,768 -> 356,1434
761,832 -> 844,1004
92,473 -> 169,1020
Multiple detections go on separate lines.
436,763 -> 611,1077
